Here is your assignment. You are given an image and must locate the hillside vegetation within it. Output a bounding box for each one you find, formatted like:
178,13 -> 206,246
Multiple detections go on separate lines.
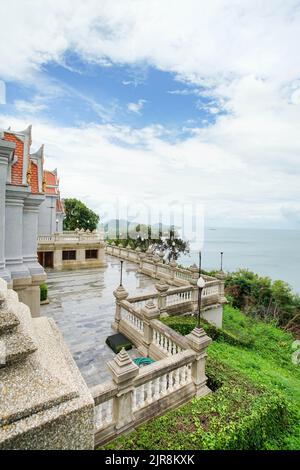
102,305 -> 300,450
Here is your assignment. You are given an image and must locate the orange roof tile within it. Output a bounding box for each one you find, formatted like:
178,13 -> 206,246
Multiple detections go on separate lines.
29,161 -> 39,194
43,170 -> 58,195
4,132 -> 25,185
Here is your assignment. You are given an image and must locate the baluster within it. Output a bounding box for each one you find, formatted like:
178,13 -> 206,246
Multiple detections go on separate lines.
171,343 -> 176,355
141,384 -> 145,405
146,381 -> 152,404
161,374 -> 167,395
187,364 -> 192,382
180,367 -> 186,386
105,400 -> 112,424
183,365 -> 188,384
154,377 -> 160,400
168,371 -> 174,392
132,388 -> 137,410
94,404 -> 103,429
175,368 -> 180,389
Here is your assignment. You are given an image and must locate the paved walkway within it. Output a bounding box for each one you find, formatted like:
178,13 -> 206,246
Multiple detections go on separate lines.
41,255 -> 157,387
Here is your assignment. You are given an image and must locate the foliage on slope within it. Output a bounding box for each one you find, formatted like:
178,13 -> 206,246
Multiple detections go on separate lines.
101,305 -> 300,450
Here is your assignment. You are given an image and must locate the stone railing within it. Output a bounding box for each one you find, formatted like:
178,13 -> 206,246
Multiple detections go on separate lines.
38,229 -> 104,244
91,287 -> 212,446
126,280 -> 222,320
92,348 -> 200,447
105,243 -> 222,289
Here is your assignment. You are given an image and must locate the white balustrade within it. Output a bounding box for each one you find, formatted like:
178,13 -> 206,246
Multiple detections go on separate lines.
157,265 -> 169,276
94,399 -> 114,431
166,289 -> 192,307
152,329 -> 182,356
132,363 -> 192,412
120,307 -> 144,332
203,284 -> 219,297
175,270 -> 193,282
128,297 -> 158,311
144,262 -> 154,272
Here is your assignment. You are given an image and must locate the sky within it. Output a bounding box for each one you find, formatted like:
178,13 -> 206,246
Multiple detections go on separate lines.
1,0 -> 300,231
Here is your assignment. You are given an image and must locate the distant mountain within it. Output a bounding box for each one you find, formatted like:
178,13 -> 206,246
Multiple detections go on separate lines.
104,219 -> 179,238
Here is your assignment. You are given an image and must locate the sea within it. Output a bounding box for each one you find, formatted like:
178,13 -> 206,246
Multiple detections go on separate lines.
179,227 -> 300,294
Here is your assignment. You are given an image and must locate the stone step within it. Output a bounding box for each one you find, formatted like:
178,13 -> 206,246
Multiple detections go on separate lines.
0,309 -> 20,334
0,331 -> 37,367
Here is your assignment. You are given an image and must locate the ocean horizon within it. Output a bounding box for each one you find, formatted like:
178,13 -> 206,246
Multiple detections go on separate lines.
179,227 -> 300,294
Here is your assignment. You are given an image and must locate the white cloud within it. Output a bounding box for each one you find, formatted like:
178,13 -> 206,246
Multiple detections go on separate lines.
1,1 -> 300,227
14,97 -> 47,114
127,99 -> 146,114
1,1 -> 300,84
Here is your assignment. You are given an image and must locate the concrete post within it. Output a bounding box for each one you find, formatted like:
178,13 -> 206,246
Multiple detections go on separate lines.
107,348 -> 139,430
77,248 -> 86,264
153,255 -> 160,278
155,281 -> 169,317
53,248 -> 62,270
216,271 -> 227,304
112,285 -> 129,331
138,251 -> 146,273
185,327 -> 212,397
169,259 -> 177,283
22,194 -> 46,317
5,187 -> 31,293
190,264 -> 199,312
141,299 -> 160,356
0,139 -> 15,282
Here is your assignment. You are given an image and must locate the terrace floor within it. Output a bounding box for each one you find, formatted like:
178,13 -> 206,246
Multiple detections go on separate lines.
41,255 -> 157,387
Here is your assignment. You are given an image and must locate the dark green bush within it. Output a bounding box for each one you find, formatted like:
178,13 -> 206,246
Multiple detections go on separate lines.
40,283 -> 48,302
224,269 -> 300,333
102,358 -> 294,450
161,315 -> 254,348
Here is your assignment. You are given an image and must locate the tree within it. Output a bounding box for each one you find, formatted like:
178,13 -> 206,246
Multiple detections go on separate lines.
63,198 -> 99,231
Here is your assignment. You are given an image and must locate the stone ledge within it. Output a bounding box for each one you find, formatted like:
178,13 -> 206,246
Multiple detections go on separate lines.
0,317 -> 94,449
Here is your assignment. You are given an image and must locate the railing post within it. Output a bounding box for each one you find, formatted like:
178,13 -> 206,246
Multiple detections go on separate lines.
190,264 -> 199,312
107,348 -> 139,430
141,299 -> 160,357
155,281 -> 169,317
186,327 -> 212,397
112,285 -> 129,331
169,260 -> 177,283
138,251 -> 146,273
215,271 -> 227,304
153,255 -> 160,278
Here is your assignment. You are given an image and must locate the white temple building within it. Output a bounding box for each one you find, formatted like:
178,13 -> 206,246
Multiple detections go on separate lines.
38,167 -> 64,235
0,125 -> 60,316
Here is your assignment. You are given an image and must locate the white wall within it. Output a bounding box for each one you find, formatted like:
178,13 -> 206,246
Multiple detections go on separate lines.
38,195 -> 57,235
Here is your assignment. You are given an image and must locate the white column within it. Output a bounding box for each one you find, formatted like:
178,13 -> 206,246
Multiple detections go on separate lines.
23,194 -> 45,278
0,140 -> 15,281
5,187 -> 31,283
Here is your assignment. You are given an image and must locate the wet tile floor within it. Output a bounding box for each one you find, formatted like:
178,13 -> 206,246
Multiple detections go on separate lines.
41,255 -> 157,387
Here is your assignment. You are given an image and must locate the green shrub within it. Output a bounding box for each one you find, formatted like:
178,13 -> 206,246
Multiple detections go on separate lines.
40,283 -> 48,302
224,269 -> 300,333
161,312 -> 254,348
102,358 -> 294,450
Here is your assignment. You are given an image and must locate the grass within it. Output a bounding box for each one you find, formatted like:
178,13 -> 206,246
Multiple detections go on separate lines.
209,306 -> 300,449
101,305 -> 300,450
